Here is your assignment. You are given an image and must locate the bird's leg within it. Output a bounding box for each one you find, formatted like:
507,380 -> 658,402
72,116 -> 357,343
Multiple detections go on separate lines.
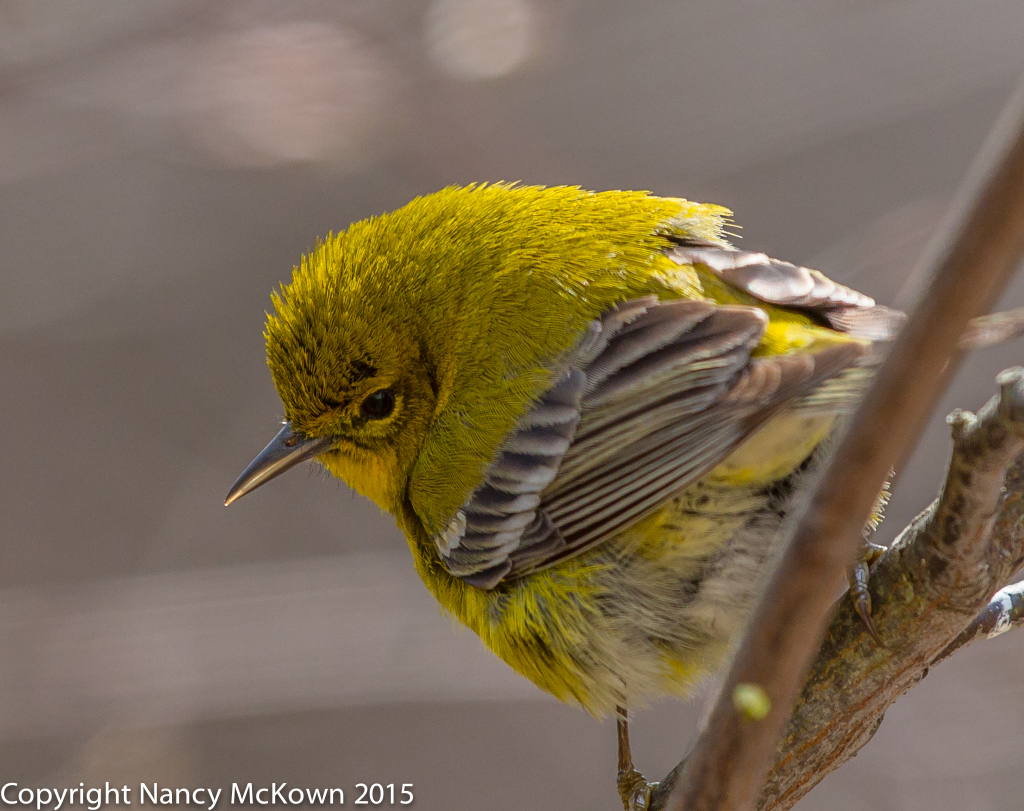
616,705 -> 653,811
847,476 -> 891,645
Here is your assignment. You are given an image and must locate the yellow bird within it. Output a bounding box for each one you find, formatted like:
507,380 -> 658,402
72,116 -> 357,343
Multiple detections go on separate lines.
225,184 -> 900,805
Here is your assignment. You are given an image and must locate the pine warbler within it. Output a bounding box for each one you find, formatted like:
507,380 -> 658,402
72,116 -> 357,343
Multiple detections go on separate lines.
225,184 -> 901,801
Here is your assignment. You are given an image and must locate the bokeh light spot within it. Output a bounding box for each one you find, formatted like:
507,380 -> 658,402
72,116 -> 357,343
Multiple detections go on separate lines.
185,23 -> 391,168
424,0 -> 534,80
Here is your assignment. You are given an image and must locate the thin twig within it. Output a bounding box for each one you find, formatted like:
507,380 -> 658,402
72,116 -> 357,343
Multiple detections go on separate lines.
933,579 -> 1024,665
959,307 -> 1024,349
756,369 -> 1024,811
652,79 -> 1024,811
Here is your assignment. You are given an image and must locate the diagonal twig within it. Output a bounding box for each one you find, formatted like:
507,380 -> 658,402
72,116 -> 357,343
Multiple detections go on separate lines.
933,579 -> 1024,665
650,78 -> 1024,811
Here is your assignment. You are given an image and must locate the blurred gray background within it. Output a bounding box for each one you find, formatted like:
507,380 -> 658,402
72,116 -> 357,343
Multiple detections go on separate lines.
2,1 -> 1024,808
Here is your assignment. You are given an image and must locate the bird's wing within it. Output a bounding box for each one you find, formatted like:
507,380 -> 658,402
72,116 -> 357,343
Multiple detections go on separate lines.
670,241 -> 905,341
432,293 -> 869,589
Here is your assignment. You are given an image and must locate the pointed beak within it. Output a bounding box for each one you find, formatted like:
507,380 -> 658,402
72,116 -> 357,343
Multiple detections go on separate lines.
224,422 -> 338,506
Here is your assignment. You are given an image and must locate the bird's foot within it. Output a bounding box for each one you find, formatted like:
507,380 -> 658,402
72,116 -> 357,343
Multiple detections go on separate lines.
848,474 -> 892,644
848,538 -> 887,645
617,767 -> 654,811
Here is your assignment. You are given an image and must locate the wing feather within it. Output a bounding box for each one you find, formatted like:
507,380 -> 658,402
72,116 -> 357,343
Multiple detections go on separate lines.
432,295 -> 870,588
670,241 -> 905,341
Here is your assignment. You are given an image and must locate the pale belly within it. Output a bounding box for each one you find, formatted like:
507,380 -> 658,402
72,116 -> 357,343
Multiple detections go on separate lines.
441,414 -> 830,716
471,470 -> 805,716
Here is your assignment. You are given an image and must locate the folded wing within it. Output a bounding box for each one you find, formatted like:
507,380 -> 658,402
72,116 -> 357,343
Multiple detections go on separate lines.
434,292 -> 869,589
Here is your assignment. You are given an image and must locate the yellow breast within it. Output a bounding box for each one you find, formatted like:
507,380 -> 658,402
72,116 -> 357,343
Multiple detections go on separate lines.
707,412 -> 835,487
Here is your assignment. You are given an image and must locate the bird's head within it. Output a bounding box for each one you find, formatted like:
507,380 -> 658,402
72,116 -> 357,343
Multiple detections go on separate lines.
224,183 -> 715,534
224,232 -> 438,514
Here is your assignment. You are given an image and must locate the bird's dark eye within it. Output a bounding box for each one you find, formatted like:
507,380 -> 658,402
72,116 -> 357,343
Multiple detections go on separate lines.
361,389 -> 396,420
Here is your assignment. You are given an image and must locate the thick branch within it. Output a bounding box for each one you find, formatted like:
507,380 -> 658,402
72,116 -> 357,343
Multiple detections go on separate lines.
756,369 -> 1024,811
651,80 -> 1024,811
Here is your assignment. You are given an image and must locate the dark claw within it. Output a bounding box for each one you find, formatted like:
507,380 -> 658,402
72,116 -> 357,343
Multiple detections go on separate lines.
851,586 -> 882,646
848,542 -> 888,647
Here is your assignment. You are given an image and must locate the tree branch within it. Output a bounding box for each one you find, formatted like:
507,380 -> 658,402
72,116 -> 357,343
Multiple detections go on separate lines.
756,368 -> 1024,811
650,79 -> 1024,811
